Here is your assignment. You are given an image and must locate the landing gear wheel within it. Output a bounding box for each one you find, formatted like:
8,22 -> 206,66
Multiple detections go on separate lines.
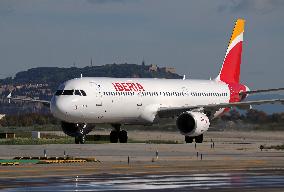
185,136 -> 194,143
75,137 -> 80,144
195,134 -> 203,143
119,130 -> 128,143
75,135 -> 86,144
79,135 -> 86,144
110,130 -> 119,143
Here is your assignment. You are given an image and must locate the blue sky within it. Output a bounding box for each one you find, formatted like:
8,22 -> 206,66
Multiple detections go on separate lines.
1,0 -> 284,89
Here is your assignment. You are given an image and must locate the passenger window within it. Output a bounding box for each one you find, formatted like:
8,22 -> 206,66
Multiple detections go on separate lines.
75,90 -> 81,96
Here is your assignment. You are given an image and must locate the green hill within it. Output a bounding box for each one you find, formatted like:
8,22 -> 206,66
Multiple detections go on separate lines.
0,64 -> 181,90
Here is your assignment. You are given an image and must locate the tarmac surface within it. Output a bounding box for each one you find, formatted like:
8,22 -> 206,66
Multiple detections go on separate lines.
0,131 -> 284,191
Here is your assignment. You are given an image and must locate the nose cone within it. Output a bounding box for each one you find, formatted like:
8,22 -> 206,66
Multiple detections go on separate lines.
50,95 -> 69,121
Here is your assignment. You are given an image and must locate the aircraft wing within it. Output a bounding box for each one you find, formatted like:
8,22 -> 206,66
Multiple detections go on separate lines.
7,93 -> 50,107
157,99 -> 284,118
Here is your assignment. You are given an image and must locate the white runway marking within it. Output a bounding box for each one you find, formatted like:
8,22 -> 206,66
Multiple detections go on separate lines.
2,171 -> 284,191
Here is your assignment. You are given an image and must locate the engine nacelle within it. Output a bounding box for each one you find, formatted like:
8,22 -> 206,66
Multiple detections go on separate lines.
176,112 -> 210,136
61,121 -> 94,137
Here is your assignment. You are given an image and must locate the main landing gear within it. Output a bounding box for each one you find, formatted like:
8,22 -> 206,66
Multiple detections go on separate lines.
185,134 -> 203,143
110,124 -> 128,143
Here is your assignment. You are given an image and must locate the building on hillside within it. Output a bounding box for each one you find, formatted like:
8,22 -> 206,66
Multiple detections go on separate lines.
0,114 -> 5,120
164,67 -> 176,74
149,64 -> 158,72
132,74 -> 140,78
16,85 -> 24,89
0,87 -> 4,94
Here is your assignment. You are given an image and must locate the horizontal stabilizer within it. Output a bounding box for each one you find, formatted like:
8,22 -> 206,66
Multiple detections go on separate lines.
239,87 -> 284,96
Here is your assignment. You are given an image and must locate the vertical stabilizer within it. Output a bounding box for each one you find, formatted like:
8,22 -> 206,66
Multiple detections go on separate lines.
216,19 -> 245,83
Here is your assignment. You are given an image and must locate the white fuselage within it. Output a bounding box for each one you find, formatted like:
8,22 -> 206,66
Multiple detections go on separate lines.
50,77 -> 231,124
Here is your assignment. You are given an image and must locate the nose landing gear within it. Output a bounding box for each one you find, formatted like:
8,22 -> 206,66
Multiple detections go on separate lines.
61,121 -> 94,144
110,124 -> 128,143
75,135 -> 86,144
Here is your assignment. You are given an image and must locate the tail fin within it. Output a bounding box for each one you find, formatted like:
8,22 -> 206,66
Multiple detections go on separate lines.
216,18 -> 245,83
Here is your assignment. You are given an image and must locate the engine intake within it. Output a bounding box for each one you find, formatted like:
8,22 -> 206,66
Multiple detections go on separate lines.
176,112 -> 210,136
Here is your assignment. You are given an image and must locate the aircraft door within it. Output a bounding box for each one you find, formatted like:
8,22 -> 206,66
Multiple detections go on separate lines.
182,86 -> 189,97
90,81 -> 103,106
137,92 -> 143,107
182,86 -> 190,106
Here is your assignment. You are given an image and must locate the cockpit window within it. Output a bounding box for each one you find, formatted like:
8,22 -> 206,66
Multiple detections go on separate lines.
62,90 -> 74,95
74,90 -> 81,96
55,90 -> 63,96
55,89 -> 86,96
80,90 -> 87,96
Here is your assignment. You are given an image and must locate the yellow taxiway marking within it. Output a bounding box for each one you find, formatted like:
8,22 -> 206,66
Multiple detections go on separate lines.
245,160 -> 266,165
0,166 -> 97,173
143,165 -> 162,168
111,165 -> 132,169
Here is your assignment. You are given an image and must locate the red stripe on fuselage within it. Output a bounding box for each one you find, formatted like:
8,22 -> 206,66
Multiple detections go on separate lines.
216,83 -> 247,118
228,83 -> 247,103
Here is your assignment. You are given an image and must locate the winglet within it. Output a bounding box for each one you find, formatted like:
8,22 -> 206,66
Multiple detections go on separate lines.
216,18 -> 245,83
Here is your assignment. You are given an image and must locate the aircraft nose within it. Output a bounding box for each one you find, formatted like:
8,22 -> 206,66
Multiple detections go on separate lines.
50,96 -> 67,120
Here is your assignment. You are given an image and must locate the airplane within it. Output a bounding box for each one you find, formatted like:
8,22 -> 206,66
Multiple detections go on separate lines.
7,18 -> 284,144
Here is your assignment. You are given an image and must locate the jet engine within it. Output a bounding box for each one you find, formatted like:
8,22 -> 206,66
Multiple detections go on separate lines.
176,112 -> 210,136
61,121 -> 94,137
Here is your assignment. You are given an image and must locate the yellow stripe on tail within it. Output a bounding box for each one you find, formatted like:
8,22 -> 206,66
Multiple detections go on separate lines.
229,19 -> 245,48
